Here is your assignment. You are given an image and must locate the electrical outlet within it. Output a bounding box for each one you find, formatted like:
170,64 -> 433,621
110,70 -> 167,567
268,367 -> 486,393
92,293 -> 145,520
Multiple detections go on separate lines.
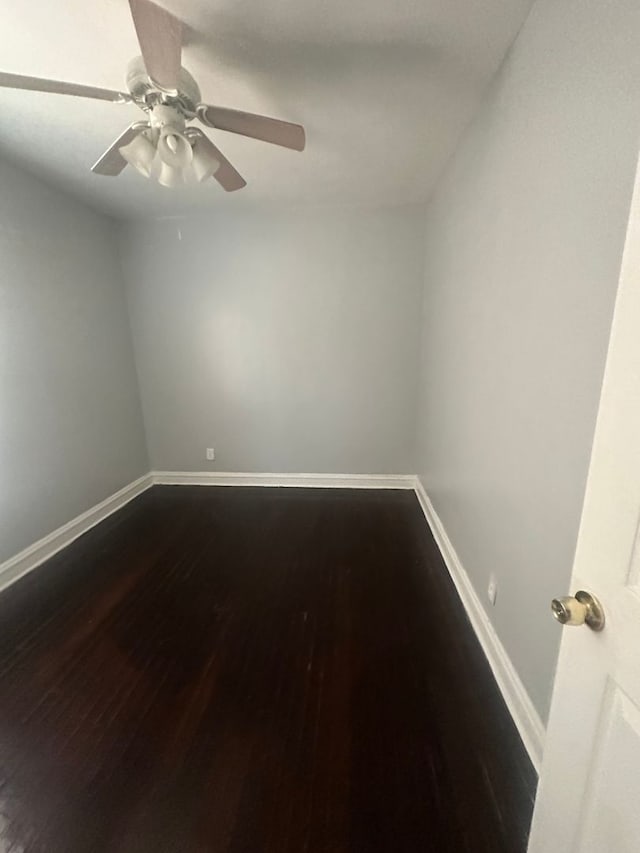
487,574 -> 498,606
206,448 -> 215,461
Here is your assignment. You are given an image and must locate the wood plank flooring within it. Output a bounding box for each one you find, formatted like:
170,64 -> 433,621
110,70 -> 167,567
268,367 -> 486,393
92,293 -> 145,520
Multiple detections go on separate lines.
0,486 -> 536,852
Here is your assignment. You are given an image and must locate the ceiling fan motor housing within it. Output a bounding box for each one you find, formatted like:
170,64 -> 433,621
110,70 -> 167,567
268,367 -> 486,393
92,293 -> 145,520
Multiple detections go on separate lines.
150,104 -> 185,132
126,55 -> 201,116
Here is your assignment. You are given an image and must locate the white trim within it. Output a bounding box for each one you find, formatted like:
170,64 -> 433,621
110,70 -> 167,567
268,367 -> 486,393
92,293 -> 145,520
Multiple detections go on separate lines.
414,476 -> 546,772
152,471 -> 415,489
0,473 -> 153,594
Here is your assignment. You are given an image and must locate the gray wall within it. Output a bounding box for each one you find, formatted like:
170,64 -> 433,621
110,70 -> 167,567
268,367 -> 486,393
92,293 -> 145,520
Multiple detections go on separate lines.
416,0 -> 640,720
0,158 -> 149,563
119,206 -> 425,474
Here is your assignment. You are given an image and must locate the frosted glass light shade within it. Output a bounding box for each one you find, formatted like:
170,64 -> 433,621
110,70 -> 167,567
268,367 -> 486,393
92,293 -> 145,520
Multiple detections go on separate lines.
157,161 -> 185,188
191,137 -> 220,182
119,132 -> 156,178
157,127 -> 193,169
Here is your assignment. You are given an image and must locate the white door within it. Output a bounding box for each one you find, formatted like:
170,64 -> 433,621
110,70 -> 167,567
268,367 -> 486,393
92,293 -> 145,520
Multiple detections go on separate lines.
528,154 -> 640,852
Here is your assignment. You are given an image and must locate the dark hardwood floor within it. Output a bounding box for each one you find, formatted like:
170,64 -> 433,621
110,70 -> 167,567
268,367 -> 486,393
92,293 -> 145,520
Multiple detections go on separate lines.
0,486 -> 536,852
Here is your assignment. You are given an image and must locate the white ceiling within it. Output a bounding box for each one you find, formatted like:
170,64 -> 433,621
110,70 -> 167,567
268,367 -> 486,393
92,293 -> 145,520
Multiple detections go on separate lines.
0,0 -> 533,218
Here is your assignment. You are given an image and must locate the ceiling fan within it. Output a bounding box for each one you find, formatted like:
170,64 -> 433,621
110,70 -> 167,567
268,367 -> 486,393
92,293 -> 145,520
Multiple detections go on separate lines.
0,0 -> 306,192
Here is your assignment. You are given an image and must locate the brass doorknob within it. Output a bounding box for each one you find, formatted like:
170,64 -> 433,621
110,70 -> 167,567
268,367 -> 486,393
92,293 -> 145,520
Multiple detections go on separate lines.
551,590 -> 605,631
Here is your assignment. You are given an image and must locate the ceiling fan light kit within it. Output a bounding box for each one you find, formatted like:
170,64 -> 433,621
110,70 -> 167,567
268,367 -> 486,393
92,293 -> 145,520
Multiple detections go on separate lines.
118,103 -> 213,189
0,0 -> 305,194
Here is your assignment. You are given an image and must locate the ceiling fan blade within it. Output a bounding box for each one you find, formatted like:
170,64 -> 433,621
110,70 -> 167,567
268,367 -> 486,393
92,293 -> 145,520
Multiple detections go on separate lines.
91,124 -> 148,176
0,71 -> 131,102
210,146 -> 247,193
197,104 -> 305,151
128,0 -> 182,91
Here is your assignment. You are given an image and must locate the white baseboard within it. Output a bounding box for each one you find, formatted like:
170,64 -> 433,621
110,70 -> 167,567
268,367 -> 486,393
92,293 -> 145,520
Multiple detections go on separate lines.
152,471 -> 415,489
0,473 -> 153,594
414,476 -> 545,772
